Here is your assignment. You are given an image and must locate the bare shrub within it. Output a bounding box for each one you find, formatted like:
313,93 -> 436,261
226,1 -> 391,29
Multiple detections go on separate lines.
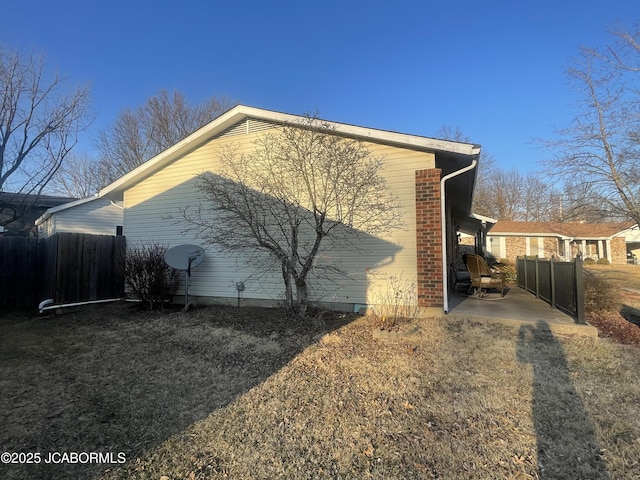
495,258 -> 517,284
597,257 -> 610,265
373,274 -> 419,328
124,241 -> 180,310
584,271 -> 619,314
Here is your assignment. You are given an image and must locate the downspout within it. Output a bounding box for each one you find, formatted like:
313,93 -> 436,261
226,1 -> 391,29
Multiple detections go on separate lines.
440,158 -> 478,313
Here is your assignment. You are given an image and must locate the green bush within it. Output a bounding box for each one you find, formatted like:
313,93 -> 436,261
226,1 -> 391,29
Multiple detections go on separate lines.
583,271 -> 619,314
123,241 -> 180,310
583,257 -> 596,265
597,258 -> 610,265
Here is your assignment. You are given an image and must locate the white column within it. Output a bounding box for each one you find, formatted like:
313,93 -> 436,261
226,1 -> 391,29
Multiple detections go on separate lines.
606,239 -> 612,263
564,239 -> 571,261
581,240 -> 587,258
598,240 -> 604,260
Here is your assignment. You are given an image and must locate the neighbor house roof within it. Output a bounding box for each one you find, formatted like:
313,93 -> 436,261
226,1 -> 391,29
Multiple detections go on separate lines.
0,192 -> 77,208
489,220 -> 634,239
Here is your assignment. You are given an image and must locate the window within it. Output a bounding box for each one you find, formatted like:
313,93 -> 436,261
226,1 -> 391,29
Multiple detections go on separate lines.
115,225 -> 123,236
488,236 -> 504,259
527,237 -> 543,257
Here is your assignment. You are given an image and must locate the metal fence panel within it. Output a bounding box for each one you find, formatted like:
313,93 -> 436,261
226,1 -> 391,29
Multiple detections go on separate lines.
516,256 -> 585,324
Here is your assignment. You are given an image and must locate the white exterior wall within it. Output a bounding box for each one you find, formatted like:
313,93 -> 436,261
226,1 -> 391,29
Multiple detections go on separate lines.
123,129 -> 435,309
39,198 -> 123,238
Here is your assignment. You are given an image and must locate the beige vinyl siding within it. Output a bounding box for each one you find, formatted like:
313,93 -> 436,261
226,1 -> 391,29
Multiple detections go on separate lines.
40,198 -> 123,238
124,129 -> 435,307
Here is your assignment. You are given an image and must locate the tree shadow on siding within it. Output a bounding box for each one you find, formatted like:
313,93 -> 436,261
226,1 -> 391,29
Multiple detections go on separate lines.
517,321 -> 609,479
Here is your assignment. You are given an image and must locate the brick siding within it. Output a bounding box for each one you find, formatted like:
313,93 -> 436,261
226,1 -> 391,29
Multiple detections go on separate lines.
495,234 -> 627,265
415,169 -> 443,307
611,237 -> 627,264
505,237 -> 526,262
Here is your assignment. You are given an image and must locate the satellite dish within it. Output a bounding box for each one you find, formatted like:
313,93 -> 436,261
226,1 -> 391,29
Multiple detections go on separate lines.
164,244 -> 205,271
164,245 -> 205,311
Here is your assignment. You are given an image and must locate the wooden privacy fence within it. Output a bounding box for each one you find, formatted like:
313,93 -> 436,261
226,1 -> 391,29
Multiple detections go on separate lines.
0,233 -> 125,307
516,256 -> 585,324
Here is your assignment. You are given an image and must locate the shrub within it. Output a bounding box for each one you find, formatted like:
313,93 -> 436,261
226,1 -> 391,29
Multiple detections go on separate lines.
597,258 -> 610,265
583,257 -> 596,265
583,271 -> 619,314
494,259 -> 517,284
123,241 -> 180,310
373,274 -> 419,328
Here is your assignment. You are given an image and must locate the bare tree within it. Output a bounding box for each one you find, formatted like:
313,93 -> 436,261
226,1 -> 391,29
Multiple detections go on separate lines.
436,125 -> 498,218
436,125 -> 562,221
183,115 -> 403,318
543,25 -> 640,225
98,90 -> 234,182
48,153 -> 108,198
0,46 -> 91,225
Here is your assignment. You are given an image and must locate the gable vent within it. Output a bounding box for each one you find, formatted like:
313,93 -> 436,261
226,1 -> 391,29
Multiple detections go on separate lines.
215,118 -> 279,139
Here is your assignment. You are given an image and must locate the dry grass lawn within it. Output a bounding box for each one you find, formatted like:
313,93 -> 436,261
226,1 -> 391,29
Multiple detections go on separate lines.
1,300 -> 639,479
584,265 -> 640,345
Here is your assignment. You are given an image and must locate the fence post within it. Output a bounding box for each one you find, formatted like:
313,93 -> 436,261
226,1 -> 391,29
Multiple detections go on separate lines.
575,255 -> 585,324
534,257 -> 540,298
522,256 -> 528,292
550,255 -> 556,309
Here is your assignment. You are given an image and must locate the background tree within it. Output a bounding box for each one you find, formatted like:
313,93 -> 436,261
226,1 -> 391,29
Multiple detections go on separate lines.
97,89 -> 234,182
543,24 -> 640,225
183,116 -> 403,318
0,46 -> 91,225
437,126 -> 560,221
435,125 -> 495,218
48,153 -> 108,198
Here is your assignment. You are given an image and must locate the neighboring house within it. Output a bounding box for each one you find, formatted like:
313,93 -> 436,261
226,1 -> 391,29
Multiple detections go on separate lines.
35,196 -> 124,238
0,192 -> 77,237
96,105 -> 485,314
485,220 -> 633,265
620,224 -> 640,264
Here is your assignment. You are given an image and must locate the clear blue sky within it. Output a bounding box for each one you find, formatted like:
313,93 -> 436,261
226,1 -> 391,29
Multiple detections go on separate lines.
1,0 -> 637,172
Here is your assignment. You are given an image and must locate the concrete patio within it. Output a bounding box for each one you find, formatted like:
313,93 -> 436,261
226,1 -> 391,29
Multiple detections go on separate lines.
448,286 -> 599,338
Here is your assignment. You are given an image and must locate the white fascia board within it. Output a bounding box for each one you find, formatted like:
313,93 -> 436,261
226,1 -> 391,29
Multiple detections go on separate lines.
35,195 -> 100,225
488,231 -> 620,241
239,106 -> 481,155
469,213 -> 498,224
488,231 -> 572,240
99,105 -> 481,198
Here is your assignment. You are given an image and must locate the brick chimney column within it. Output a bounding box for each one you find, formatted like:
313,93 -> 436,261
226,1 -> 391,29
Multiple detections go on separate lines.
415,169 -> 443,307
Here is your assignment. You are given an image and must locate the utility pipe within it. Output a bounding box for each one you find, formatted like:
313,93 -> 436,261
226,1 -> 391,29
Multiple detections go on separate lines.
440,158 -> 478,313
39,297 -> 123,314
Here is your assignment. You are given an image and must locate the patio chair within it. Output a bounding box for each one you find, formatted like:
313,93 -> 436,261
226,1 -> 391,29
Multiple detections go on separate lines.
463,253 -> 505,298
451,262 -> 471,293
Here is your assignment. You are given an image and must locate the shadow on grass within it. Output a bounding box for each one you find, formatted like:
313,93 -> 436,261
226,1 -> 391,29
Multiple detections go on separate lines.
0,302 -> 354,480
620,304 -> 640,327
517,320 -> 609,480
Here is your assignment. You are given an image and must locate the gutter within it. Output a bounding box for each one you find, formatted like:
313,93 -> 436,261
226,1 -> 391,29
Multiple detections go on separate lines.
440,158 -> 478,313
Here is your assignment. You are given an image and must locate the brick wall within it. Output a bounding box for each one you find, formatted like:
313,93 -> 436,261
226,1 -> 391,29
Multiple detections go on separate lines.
415,169 -> 443,307
505,237 -> 526,262
543,237 -> 561,258
500,235 -> 627,264
611,237 -> 627,265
